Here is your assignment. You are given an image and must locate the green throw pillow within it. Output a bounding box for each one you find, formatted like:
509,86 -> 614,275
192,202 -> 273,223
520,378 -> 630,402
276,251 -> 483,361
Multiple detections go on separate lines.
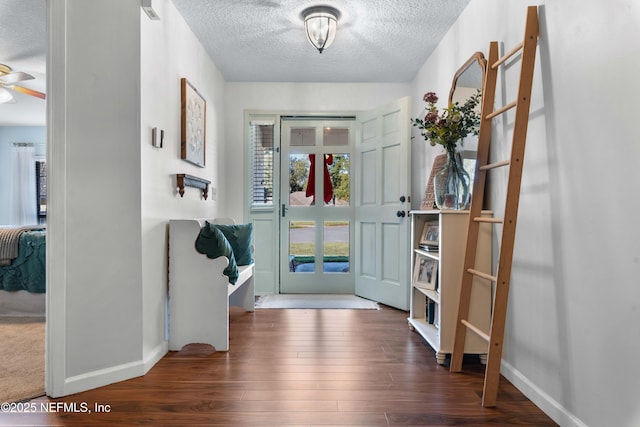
195,224 -> 239,284
211,223 -> 254,266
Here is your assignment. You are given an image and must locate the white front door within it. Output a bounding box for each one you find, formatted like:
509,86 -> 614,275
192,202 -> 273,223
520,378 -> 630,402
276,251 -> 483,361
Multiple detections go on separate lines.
355,97 -> 412,310
279,119 -> 355,293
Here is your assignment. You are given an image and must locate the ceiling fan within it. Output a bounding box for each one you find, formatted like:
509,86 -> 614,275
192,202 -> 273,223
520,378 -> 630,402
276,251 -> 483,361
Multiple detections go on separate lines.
0,63 -> 46,104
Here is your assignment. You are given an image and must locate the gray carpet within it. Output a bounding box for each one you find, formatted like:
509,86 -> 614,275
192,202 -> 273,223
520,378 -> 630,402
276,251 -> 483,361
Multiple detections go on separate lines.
255,294 -> 379,309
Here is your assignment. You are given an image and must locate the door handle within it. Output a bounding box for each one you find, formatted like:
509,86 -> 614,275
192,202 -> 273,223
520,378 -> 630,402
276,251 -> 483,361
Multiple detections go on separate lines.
396,210 -> 406,218
281,204 -> 288,217
399,196 -> 406,203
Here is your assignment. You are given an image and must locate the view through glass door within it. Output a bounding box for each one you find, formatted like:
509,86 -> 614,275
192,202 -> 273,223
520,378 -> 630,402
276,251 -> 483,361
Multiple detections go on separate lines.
280,119 -> 355,293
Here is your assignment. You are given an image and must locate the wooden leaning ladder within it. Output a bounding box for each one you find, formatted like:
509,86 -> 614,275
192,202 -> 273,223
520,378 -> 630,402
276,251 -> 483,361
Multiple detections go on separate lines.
449,6 -> 539,407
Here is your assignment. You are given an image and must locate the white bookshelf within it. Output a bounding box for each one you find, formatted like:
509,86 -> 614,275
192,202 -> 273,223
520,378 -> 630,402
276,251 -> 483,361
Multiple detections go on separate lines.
408,210 -> 492,365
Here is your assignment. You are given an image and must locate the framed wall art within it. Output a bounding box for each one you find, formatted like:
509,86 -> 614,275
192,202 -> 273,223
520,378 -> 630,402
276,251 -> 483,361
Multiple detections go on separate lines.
181,78 -> 206,167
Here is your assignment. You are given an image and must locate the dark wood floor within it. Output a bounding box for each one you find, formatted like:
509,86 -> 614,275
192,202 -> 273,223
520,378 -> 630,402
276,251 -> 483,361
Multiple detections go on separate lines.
10,305 -> 556,426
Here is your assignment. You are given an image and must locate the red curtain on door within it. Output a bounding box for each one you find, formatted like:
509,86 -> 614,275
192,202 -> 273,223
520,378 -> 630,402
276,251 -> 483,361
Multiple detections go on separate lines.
305,154 -> 334,204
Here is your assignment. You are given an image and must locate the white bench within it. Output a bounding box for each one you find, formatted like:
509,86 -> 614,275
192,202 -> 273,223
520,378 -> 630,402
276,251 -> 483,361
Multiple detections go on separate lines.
168,219 -> 254,351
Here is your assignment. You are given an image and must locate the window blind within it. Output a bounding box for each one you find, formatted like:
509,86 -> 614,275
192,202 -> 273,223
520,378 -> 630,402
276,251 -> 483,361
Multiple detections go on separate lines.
249,122 -> 275,207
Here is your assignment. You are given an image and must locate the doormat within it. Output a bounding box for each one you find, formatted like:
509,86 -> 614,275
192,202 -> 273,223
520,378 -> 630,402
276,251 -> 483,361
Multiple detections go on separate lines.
255,294 -> 379,309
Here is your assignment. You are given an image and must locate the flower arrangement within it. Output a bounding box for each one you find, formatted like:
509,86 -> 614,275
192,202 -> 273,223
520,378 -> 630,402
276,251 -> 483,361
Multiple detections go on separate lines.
411,90 -> 482,152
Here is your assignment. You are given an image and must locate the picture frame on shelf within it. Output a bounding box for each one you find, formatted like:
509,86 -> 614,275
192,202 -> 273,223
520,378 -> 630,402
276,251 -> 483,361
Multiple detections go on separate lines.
180,78 -> 207,167
420,222 -> 439,246
413,253 -> 438,290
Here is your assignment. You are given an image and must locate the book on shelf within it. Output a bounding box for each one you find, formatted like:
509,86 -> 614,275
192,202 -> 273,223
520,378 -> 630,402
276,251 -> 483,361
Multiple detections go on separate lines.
427,299 -> 436,324
432,301 -> 439,329
419,244 -> 439,252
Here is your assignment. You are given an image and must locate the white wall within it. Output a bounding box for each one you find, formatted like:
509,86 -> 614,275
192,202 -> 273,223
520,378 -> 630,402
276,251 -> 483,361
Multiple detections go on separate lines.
411,1 -> 640,426
47,0 -> 228,397
224,82 -> 411,220
47,0 -> 143,395
0,126 -> 46,225
140,0 -> 226,368
224,83 -> 411,295
46,1 -> 640,422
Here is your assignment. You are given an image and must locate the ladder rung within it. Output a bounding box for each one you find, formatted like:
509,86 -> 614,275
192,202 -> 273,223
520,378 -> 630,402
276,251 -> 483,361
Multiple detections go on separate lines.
461,320 -> 490,342
468,268 -> 497,283
480,160 -> 510,171
485,101 -> 517,120
474,217 -> 503,224
492,41 -> 524,69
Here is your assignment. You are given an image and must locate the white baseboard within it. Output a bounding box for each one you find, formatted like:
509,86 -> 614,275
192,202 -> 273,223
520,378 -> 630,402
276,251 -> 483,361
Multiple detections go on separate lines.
144,340 -> 168,374
63,360 -> 144,396
501,360 -> 587,427
62,341 -> 168,396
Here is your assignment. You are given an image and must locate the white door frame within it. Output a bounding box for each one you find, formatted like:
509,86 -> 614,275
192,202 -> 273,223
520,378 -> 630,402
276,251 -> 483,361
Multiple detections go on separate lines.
46,1 -> 68,397
279,118 -> 355,294
245,103 -> 411,307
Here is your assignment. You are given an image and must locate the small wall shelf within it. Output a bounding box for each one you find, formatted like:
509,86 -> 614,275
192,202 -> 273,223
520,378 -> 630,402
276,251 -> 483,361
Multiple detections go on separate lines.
176,174 -> 210,200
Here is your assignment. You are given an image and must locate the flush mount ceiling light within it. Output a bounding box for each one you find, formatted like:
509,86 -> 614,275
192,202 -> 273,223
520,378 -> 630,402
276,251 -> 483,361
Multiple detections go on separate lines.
302,5 -> 340,54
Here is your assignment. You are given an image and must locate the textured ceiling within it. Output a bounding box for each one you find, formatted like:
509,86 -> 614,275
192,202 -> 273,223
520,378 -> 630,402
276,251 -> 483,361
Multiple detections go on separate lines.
172,0 -> 471,82
0,0 -> 471,125
0,0 -> 46,125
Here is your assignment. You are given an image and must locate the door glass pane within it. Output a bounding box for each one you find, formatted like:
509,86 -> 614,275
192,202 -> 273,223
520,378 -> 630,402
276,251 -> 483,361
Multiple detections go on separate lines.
289,154 -> 313,206
290,127 -> 316,146
324,153 -> 349,207
323,221 -> 349,273
323,127 -> 348,146
289,221 -> 315,273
